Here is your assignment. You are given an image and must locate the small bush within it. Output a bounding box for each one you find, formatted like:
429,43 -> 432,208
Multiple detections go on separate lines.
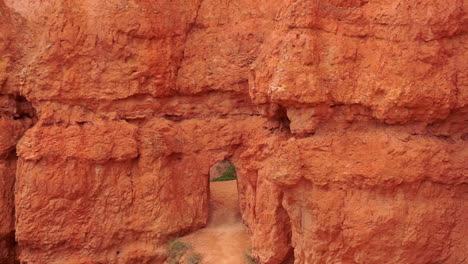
169,238 -> 191,253
245,248 -> 258,264
167,238 -> 191,264
185,252 -> 202,264
211,164 -> 237,182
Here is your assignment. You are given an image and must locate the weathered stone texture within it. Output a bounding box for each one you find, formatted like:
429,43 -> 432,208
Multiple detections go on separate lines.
0,0 -> 466,263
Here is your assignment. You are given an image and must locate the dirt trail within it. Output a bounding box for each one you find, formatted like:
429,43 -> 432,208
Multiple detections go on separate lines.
181,180 -> 251,264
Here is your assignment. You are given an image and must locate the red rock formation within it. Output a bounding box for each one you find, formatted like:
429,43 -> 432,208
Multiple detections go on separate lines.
1,1 -> 35,263
0,0 -> 466,263
247,1 -> 467,262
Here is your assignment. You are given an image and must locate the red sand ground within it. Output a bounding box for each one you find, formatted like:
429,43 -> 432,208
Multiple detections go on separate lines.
181,180 -> 251,264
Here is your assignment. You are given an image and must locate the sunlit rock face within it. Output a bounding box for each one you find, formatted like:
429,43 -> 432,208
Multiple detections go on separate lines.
0,0 -> 466,263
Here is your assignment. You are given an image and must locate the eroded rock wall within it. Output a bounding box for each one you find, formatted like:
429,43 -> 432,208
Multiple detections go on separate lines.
246,1 -> 468,263
1,1 -> 35,263
15,116 -> 276,263
0,0 -> 466,263
259,112 -> 467,264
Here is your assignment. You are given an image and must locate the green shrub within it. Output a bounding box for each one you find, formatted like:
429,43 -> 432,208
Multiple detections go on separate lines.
245,248 -> 258,264
211,164 -> 237,182
185,252 -> 202,264
167,238 -> 191,264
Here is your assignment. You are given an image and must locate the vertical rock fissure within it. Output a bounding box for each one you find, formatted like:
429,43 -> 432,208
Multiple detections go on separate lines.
9,150 -> 19,264
175,0 -> 204,85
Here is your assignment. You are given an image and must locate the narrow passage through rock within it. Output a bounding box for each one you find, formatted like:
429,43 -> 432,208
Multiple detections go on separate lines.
181,180 -> 251,263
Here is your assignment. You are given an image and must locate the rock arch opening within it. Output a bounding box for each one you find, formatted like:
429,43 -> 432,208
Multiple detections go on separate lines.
208,160 -> 241,226
179,160 -> 252,263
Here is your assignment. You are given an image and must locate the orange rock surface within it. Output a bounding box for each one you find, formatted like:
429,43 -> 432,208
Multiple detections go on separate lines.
0,0 -> 467,263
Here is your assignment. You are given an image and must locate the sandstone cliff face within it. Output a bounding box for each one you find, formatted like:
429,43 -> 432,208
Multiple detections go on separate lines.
1,1 -> 35,263
0,0 -> 467,263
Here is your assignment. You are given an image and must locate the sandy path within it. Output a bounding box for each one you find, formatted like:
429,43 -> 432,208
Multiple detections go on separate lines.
181,180 -> 251,264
